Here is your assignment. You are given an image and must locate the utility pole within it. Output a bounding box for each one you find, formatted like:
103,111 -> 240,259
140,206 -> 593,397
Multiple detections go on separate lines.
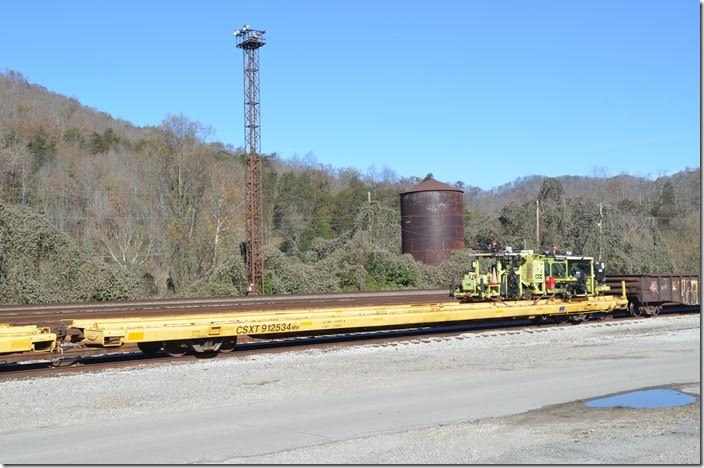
598,202 -> 604,261
535,200 -> 540,251
561,196 -> 566,238
367,191 -> 372,238
234,25 -> 266,294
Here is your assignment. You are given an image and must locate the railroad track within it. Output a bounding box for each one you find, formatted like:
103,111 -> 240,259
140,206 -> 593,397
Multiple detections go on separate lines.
2,306 -> 698,379
0,289 -> 452,326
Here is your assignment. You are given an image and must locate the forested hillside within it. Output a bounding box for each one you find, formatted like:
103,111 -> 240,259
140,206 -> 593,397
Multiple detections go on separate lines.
0,69 -> 699,303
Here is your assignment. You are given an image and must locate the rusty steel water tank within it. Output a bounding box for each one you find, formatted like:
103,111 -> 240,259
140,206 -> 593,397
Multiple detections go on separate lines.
400,174 -> 465,265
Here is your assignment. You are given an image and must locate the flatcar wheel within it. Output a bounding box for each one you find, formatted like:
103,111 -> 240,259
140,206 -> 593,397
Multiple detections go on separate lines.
137,341 -> 163,356
627,301 -> 642,317
191,338 -> 222,354
568,314 -> 586,324
164,341 -> 189,357
219,337 -> 237,353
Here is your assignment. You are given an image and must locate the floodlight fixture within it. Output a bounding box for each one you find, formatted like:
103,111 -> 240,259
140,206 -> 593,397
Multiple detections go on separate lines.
234,25 -> 266,50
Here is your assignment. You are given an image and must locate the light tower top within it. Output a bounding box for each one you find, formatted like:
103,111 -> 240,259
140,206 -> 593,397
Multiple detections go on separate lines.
234,25 -> 266,50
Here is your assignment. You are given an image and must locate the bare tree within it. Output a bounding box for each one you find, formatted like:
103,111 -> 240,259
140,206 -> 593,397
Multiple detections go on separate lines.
101,221 -> 153,270
205,162 -> 244,266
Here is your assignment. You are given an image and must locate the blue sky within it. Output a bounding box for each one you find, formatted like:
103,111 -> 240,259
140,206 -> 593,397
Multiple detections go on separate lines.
0,0 -> 699,189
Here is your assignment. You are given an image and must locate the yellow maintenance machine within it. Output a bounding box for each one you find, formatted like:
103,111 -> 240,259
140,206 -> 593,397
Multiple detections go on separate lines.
453,249 -> 610,302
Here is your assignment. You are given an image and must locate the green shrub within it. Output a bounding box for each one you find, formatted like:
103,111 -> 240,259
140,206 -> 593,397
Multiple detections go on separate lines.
0,203 -> 142,303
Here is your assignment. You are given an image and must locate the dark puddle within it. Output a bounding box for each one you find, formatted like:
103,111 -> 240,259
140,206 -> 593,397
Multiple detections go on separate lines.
586,388 -> 697,409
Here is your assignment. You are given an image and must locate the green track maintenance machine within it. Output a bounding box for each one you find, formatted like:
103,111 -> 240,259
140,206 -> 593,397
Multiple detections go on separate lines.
452,248 -> 610,302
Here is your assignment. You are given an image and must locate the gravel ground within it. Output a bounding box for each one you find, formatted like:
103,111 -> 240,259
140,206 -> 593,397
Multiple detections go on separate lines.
231,386 -> 700,464
0,313 -> 700,464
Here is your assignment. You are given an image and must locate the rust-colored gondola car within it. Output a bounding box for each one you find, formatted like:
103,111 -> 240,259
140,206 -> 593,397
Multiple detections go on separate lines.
605,274 -> 700,316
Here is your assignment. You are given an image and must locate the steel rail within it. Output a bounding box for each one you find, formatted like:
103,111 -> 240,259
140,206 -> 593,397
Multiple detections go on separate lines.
0,289 -> 452,325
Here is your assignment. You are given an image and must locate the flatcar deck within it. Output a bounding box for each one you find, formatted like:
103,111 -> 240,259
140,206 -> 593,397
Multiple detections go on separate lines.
0,324 -> 56,355
69,293 -> 627,349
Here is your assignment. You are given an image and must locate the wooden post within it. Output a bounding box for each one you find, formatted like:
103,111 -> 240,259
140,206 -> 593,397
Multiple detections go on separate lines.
536,200 -> 540,250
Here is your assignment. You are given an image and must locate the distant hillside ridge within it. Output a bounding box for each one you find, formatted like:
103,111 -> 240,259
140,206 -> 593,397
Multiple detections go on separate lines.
463,171 -> 700,215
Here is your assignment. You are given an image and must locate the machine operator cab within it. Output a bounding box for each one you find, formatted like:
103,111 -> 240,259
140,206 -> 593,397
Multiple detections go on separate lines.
544,254 -> 609,298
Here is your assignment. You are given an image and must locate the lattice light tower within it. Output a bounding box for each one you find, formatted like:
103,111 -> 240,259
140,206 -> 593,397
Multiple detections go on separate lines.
234,25 -> 266,294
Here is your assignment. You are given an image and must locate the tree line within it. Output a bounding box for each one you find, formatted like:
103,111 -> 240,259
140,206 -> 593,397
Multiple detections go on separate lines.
0,69 -> 699,302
